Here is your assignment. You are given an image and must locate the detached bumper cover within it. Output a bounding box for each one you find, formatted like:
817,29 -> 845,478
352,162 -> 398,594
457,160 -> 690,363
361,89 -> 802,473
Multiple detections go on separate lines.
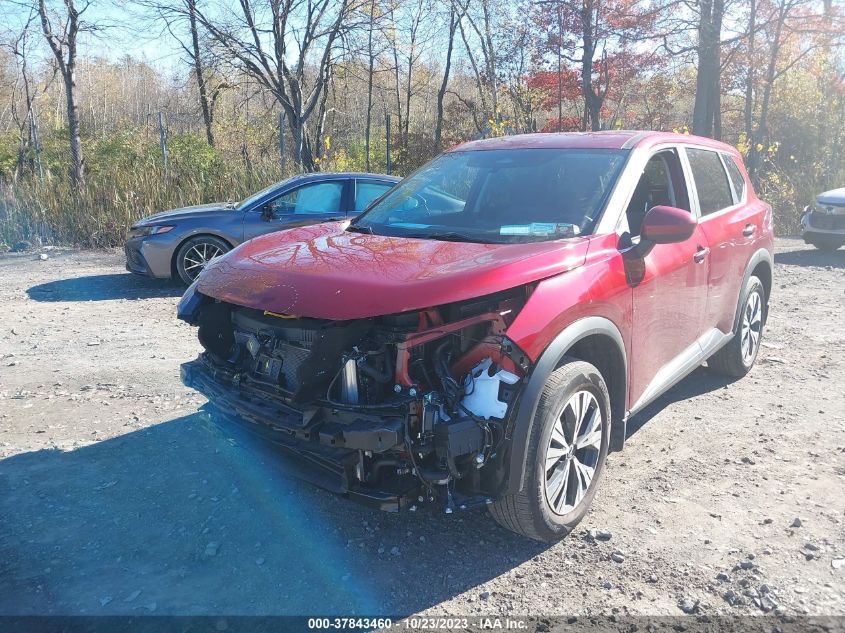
180,357 -> 417,511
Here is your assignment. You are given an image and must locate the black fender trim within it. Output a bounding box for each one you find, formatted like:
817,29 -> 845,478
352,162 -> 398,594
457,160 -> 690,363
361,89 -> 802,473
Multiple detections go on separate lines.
731,248 -> 773,334
504,316 -> 627,496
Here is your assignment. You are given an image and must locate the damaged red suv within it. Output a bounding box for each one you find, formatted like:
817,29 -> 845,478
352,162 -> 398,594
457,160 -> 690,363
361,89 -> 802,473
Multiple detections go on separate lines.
178,131 -> 773,541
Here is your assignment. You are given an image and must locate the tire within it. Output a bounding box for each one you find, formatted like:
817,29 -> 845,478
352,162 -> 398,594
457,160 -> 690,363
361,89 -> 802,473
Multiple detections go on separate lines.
812,240 -> 842,252
175,235 -> 230,285
708,275 -> 765,377
490,357 -> 610,542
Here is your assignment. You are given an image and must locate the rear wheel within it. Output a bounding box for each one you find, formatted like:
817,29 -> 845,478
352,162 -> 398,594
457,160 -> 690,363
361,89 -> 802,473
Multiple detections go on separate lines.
175,236 -> 230,285
708,275 -> 765,377
490,358 -> 610,541
811,239 -> 842,252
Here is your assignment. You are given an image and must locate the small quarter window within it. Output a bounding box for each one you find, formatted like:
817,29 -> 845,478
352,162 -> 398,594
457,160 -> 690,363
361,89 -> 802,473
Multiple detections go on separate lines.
723,155 -> 747,202
687,148 -> 734,216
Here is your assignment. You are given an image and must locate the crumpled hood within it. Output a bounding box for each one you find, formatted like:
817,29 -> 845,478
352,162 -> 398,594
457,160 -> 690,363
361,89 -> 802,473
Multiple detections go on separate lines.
136,203 -> 232,225
196,221 -> 589,320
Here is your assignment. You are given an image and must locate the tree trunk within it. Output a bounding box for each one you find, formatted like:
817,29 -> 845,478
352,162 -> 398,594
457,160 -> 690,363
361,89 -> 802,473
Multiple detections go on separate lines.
580,0 -> 602,131
64,65 -> 84,188
434,3 -> 458,152
38,0 -> 85,188
744,0 -> 757,179
748,0 -> 787,185
187,0 -> 214,147
480,0 -> 497,117
364,0 -> 376,170
692,0 -> 724,137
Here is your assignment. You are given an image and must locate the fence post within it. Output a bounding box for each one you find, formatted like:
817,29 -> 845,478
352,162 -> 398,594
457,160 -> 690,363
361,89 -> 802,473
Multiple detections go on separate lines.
158,111 -> 168,178
385,113 -> 391,175
30,108 -> 43,183
279,112 -> 286,176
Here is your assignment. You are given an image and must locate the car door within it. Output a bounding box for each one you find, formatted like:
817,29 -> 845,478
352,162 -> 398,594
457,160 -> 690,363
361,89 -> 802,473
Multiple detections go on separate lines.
353,179 -> 395,216
622,148 -> 711,408
689,149 -> 764,335
242,179 -> 350,241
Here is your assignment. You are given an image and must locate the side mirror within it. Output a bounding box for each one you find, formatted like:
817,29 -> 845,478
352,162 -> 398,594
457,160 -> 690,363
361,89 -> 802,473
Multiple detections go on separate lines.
801,205 -> 813,217
261,203 -> 275,220
641,205 -> 696,244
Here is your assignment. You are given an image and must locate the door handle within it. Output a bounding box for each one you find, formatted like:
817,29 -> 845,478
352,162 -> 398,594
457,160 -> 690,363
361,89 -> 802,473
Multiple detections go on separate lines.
693,246 -> 710,263
742,224 -> 756,237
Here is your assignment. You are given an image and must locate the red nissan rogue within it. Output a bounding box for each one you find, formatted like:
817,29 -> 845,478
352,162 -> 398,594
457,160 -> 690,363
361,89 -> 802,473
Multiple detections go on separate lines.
178,131 -> 773,541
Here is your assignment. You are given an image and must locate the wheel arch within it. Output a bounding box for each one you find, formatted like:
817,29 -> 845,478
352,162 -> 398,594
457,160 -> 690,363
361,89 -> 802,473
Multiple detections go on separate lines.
170,232 -> 235,279
733,248 -> 773,333
503,316 -> 628,496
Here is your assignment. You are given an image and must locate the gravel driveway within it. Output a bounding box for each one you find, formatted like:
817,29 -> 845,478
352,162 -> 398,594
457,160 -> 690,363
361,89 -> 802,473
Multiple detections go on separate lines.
0,239 -> 843,617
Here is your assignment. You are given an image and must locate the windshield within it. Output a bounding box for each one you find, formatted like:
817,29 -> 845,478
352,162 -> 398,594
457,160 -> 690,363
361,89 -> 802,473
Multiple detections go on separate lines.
351,148 -> 628,243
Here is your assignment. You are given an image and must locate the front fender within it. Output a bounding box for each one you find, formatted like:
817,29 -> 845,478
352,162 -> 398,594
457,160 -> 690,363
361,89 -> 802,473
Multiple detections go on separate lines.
502,316 -> 627,496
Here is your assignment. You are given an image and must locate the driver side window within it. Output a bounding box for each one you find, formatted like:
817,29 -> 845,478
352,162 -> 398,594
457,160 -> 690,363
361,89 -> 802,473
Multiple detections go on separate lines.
268,181 -> 344,215
624,150 -> 689,237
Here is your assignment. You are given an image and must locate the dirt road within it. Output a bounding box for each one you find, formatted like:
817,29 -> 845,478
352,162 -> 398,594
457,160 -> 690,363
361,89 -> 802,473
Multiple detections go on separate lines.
1,239 -> 843,617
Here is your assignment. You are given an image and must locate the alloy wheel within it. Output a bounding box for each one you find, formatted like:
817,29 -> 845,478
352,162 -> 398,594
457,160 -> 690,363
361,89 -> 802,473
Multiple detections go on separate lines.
182,242 -> 224,281
741,290 -> 762,365
544,390 -> 603,516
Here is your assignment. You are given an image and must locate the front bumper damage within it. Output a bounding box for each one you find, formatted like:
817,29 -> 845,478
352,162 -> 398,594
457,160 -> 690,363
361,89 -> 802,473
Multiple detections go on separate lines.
182,356 -> 419,511
178,284 -> 533,514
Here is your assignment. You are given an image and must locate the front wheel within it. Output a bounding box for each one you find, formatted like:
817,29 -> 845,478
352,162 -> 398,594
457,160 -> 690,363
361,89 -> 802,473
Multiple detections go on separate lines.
175,236 -> 230,285
490,358 -> 610,541
811,240 -> 842,252
708,275 -> 765,377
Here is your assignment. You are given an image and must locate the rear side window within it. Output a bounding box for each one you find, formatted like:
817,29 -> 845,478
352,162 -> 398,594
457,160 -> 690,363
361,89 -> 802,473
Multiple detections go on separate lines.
687,148 -> 734,215
723,155 -> 747,202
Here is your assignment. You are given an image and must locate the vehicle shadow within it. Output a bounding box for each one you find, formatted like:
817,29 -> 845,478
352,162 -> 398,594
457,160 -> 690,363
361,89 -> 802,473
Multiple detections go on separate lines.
625,366 -> 737,438
26,274 -> 183,302
774,247 -> 845,270
0,412 -> 547,616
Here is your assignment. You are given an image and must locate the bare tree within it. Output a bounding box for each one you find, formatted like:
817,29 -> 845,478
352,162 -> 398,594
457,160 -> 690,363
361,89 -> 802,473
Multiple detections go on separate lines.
576,0 -> 610,131
5,11 -> 48,180
190,0 -> 361,171
358,0 -> 391,169
37,0 -> 89,187
384,0 -> 433,157
434,0 -> 463,150
186,0 -> 216,146
456,0 -> 499,131
136,0 -> 226,147
743,0 -> 756,149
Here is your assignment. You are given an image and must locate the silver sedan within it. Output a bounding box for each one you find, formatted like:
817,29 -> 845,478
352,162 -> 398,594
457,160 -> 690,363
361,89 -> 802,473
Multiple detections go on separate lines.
125,172 -> 399,284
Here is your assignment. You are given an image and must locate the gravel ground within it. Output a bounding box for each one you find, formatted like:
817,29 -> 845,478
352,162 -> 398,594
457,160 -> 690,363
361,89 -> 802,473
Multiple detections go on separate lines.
0,239 -> 843,617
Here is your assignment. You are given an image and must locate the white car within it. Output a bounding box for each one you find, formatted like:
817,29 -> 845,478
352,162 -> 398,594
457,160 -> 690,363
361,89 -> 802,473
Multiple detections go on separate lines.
801,187 -> 845,251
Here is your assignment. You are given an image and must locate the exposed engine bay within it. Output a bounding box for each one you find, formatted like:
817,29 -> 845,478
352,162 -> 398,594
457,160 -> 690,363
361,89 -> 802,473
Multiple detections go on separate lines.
178,286 -> 533,512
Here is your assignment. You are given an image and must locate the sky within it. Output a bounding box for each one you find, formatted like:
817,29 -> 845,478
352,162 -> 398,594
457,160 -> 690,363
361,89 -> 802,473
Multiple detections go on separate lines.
2,0 -> 187,72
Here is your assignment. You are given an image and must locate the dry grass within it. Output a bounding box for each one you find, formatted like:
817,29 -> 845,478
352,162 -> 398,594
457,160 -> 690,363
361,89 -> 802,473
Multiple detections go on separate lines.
1,157 -> 287,248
